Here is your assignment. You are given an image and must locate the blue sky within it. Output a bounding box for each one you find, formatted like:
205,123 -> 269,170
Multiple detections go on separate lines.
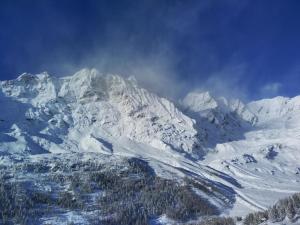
1,0 -> 300,101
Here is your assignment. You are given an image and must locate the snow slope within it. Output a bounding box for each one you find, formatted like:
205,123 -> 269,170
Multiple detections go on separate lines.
202,95 -> 300,219
181,91 -> 300,220
0,69 -> 300,224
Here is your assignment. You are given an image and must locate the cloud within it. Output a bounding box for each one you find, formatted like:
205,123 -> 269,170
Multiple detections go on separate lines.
40,1 -> 212,100
189,63 -> 250,101
259,82 -> 282,98
1,0 -> 264,102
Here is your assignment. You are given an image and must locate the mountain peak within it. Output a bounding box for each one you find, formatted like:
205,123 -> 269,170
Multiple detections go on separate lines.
247,95 -> 300,127
71,68 -> 100,79
16,72 -> 35,81
181,91 -> 218,112
16,71 -> 51,82
181,91 -> 257,145
0,69 -> 201,157
181,91 -> 257,124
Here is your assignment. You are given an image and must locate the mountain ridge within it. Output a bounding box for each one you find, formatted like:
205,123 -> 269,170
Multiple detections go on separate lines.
1,68 -> 300,224
0,68 -> 201,157
1,68 -> 300,156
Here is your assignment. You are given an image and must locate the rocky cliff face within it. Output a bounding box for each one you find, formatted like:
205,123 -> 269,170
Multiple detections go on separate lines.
0,69 -> 200,156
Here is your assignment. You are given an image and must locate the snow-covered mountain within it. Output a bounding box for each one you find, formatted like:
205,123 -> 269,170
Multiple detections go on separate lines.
181,91 -> 257,146
0,69 -> 200,157
181,91 -> 257,126
248,95 -> 300,128
0,69 -> 300,225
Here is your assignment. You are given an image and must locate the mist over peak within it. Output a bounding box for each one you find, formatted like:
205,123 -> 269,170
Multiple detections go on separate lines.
1,0 -> 300,101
